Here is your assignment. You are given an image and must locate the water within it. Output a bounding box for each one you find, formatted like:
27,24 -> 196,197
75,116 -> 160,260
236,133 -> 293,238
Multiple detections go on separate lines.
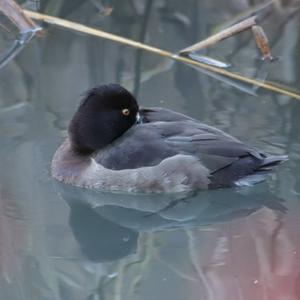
0,1 -> 300,299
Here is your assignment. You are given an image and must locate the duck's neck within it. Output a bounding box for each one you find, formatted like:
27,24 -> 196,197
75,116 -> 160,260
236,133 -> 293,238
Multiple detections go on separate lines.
70,141 -> 95,156
51,138 -> 92,183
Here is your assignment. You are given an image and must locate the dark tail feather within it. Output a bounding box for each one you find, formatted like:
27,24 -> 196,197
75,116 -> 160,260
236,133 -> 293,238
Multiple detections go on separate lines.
258,155 -> 288,172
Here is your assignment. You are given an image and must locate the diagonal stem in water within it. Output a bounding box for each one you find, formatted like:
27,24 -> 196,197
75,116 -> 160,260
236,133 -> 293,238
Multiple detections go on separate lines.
179,16 -> 257,54
0,0 -> 40,68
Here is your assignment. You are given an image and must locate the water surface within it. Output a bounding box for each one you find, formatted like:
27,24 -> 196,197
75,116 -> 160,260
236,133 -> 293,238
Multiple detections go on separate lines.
1,1 -> 300,299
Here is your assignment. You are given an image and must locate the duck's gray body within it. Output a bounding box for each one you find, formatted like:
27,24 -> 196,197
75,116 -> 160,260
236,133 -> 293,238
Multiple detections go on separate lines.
52,107 -> 287,193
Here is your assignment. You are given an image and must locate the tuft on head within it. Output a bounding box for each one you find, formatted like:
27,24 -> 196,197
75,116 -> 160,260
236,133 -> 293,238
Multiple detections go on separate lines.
69,84 -> 139,154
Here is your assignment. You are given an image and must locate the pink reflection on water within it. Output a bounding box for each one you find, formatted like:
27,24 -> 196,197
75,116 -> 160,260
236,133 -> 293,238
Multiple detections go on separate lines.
187,207 -> 300,300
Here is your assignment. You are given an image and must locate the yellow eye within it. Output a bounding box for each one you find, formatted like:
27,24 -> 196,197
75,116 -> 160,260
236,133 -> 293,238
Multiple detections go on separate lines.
122,108 -> 130,116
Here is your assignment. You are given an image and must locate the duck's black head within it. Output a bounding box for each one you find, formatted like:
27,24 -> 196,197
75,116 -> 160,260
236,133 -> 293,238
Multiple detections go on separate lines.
69,84 -> 139,154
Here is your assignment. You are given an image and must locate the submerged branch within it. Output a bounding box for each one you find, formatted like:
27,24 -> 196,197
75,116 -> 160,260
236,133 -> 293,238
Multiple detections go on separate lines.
179,16 -> 257,54
0,0 -> 40,68
212,0 -> 274,34
23,9 -> 300,101
0,0 -> 36,32
252,25 -> 273,60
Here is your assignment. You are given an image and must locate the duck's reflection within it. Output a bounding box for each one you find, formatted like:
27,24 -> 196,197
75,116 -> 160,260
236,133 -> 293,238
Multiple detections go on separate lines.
54,181 -> 300,300
68,202 -> 139,262
59,183 -> 286,262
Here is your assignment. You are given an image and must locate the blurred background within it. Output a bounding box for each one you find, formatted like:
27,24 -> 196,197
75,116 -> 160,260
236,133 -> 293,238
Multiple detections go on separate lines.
0,0 -> 300,299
